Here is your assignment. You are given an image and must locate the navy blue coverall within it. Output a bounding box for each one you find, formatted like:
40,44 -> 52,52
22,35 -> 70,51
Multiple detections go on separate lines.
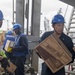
40,31 -> 75,75
12,33 -> 29,75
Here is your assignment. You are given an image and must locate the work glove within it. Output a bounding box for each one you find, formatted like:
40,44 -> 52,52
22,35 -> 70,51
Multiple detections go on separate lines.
1,58 -> 10,69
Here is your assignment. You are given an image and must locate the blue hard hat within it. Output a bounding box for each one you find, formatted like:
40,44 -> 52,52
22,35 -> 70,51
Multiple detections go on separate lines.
13,23 -> 22,30
52,14 -> 65,24
0,10 -> 4,20
6,30 -> 13,35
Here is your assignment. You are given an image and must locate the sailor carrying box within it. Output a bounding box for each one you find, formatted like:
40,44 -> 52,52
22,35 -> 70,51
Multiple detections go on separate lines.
34,34 -> 72,73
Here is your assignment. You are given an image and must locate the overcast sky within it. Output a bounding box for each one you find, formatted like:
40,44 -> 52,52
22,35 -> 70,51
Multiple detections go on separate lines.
41,0 -> 71,15
0,0 -> 12,30
0,0 -> 12,20
0,0 -> 74,31
40,0 -> 73,32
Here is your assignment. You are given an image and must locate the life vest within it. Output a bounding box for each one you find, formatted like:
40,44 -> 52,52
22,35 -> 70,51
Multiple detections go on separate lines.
0,51 -> 6,58
13,33 -> 28,57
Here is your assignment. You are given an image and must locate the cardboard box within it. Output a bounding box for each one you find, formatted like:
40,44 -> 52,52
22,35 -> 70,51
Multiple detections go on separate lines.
4,40 -> 14,52
34,34 -> 72,73
6,62 -> 17,73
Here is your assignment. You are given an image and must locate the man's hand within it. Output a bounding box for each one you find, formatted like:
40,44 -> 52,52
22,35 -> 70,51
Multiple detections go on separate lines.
1,58 -> 10,69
